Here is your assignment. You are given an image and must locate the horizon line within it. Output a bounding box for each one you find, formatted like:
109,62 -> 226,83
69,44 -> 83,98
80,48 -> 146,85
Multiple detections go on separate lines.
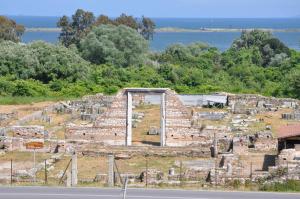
3,14 -> 300,19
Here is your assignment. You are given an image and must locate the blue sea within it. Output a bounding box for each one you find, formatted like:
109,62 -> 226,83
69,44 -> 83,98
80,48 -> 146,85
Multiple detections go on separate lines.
10,16 -> 300,51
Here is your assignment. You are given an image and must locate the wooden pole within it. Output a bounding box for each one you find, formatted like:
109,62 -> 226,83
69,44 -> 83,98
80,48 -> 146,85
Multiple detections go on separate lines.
59,159 -> 72,185
286,161 -> 289,191
214,158 -> 217,187
10,159 -> 12,186
33,149 -> 36,183
146,158 -> 148,187
250,162 -> 253,181
44,159 -> 48,185
180,161 -> 183,187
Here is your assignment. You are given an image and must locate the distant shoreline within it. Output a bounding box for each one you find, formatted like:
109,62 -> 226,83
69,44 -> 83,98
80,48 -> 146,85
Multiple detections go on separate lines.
155,27 -> 300,33
25,27 -> 300,33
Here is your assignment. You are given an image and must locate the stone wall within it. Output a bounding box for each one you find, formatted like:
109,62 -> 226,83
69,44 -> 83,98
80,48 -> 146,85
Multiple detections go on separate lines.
232,132 -> 277,155
2,125 -> 48,139
66,91 -> 127,145
1,125 -> 48,151
3,137 -> 46,151
165,90 -> 204,146
228,94 -> 299,113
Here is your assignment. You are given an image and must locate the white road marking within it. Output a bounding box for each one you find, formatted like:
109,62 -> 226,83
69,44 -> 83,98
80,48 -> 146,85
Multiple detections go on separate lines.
0,192 -> 211,199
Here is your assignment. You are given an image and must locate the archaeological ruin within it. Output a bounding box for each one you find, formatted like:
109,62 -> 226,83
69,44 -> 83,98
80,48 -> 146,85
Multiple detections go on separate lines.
1,87 -> 300,188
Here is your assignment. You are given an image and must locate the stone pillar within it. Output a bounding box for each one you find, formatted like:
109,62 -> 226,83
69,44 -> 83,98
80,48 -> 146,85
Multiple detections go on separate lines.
108,154 -> 114,187
160,93 -> 166,147
71,153 -> 78,186
126,92 -> 132,146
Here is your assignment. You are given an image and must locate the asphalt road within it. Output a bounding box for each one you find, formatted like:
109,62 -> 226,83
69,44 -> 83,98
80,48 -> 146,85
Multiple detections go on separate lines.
0,186 -> 299,199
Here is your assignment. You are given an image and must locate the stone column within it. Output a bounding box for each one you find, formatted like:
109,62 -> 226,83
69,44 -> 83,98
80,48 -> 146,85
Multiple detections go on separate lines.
108,154 -> 114,187
160,93 -> 166,147
126,92 -> 132,146
71,152 -> 78,186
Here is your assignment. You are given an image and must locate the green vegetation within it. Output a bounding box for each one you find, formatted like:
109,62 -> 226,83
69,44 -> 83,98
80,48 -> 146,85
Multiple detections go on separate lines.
259,180 -> 300,192
80,25 -> 148,66
0,16 -> 24,42
0,13 -> 300,104
57,9 -> 155,47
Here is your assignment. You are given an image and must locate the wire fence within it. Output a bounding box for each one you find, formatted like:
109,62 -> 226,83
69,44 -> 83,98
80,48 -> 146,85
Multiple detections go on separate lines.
0,151 -> 294,192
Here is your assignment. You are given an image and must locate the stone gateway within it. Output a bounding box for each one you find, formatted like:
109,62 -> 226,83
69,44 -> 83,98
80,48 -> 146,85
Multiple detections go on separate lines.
66,88 -> 201,147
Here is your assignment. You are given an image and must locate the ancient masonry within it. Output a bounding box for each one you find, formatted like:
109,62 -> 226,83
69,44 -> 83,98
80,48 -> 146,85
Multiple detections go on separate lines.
66,88 -> 202,147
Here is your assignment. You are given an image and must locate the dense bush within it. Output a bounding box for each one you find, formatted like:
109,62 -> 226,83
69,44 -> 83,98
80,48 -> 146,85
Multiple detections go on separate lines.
0,28 -> 300,104
230,30 -> 291,66
80,25 -> 149,67
0,41 -> 89,83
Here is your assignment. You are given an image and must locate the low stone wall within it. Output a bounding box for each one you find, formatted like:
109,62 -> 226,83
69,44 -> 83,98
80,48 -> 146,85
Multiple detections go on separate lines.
228,94 -> 299,113
75,145 -> 212,158
233,132 -> 277,155
4,125 -> 48,139
4,137 -> 47,152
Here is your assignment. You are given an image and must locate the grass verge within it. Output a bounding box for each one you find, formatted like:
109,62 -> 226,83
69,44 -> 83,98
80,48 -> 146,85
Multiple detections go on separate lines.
0,96 -> 76,105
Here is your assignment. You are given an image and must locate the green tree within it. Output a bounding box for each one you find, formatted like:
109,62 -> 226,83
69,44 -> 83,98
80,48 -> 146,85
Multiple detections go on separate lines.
94,14 -> 155,40
231,30 -> 272,49
231,30 -> 291,66
57,9 -> 95,47
0,16 -> 25,42
80,25 -> 148,67
94,15 -> 115,26
139,16 -> 156,40
115,13 -> 139,31
57,16 -> 73,47
286,69 -> 300,98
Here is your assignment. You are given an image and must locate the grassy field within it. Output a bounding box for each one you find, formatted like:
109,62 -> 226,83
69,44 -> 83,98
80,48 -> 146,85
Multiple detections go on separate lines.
0,96 -> 75,105
0,151 -> 51,162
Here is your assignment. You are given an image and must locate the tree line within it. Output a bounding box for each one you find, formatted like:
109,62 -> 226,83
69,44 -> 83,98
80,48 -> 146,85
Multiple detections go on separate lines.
0,12 -> 299,103
57,9 -> 155,47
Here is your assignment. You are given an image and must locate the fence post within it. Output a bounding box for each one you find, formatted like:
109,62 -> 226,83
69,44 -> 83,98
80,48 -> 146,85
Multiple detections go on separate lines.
250,162 -> 253,181
71,152 -> 78,186
146,158 -> 148,187
214,158 -> 217,187
179,160 -> 183,187
10,159 -> 13,186
286,161 -> 289,191
44,159 -> 48,185
66,171 -> 71,187
108,154 -> 114,187
122,176 -> 128,199
33,149 -> 36,183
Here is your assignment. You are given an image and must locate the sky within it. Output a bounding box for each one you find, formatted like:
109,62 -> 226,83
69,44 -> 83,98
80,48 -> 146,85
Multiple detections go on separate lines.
1,0 -> 299,18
